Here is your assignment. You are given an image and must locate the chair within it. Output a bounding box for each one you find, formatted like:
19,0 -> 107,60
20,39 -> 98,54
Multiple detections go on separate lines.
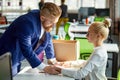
64,22 -> 70,40
107,68 -> 120,80
94,16 -> 105,22
64,22 -> 74,40
0,52 -> 13,80
75,38 -> 94,60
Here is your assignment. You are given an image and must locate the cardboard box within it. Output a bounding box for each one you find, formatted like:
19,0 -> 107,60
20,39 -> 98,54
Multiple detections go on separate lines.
52,40 -> 80,61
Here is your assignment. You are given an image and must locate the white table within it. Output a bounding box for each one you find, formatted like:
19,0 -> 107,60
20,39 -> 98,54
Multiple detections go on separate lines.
103,43 -> 119,53
14,43 -> 119,79
13,66 -> 74,80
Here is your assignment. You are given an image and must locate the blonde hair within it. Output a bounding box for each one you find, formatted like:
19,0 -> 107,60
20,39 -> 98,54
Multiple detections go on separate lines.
40,2 -> 62,18
90,19 -> 111,39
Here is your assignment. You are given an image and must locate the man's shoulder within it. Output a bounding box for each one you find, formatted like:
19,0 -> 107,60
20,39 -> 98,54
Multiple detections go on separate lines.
29,10 -> 40,13
25,9 -> 40,19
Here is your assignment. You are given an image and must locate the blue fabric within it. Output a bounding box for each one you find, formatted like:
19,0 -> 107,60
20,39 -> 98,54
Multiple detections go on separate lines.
0,10 -> 55,75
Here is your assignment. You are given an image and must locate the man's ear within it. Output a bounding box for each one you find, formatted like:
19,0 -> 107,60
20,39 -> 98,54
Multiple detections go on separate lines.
40,16 -> 45,21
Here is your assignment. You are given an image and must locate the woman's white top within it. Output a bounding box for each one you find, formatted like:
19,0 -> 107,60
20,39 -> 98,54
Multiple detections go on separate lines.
61,45 -> 108,80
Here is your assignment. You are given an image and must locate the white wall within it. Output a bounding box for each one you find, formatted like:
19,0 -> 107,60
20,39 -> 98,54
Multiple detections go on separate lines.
95,0 -> 106,8
22,0 -> 39,10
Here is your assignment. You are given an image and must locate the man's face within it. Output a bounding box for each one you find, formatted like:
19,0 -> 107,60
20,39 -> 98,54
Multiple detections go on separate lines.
41,16 -> 59,32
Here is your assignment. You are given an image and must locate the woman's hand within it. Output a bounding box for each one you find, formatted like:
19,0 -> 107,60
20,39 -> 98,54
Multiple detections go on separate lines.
54,61 -> 71,68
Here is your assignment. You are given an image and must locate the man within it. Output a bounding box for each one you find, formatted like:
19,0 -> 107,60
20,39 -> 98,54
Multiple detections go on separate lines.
0,2 -> 61,76
56,0 -> 69,35
38,0 -> 44,10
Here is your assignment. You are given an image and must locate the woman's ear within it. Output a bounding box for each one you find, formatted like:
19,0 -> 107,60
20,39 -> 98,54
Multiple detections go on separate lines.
97,33 -> 104,39
97,33 -> 100,38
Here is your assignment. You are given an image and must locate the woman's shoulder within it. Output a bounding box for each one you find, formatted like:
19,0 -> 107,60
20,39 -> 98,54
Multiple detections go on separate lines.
93,46 -> 107,58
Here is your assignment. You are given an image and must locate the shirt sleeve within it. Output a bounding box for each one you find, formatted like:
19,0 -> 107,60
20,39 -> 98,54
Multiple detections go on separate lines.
37,62 -> 48,70
61,53 -> 101,79
61,61 -> 94,79
48,58 -> 57,64
45,33 -> 55,59
14,17 -> 41,68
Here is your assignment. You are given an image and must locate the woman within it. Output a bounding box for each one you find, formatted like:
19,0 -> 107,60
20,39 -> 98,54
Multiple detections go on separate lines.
55,19 -> 111,80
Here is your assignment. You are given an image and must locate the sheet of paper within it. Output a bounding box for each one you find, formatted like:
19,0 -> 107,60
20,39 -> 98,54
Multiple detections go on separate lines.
56,60 -> 87,70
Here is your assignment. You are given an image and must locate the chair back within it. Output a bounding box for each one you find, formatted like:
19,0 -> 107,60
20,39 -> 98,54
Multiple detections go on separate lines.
64,34 -> 70,40
64,22 -> 71,40
64,22 -> 71,34
75,38 -> 94,60
64,22 -> 75,40
94,16 -> 105,22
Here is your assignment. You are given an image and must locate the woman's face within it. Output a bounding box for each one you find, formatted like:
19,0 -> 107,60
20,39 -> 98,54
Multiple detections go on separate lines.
41,16 -> 59,32
86,26 -> 98,43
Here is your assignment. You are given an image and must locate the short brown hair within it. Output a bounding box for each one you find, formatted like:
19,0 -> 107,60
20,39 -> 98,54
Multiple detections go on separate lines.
40,2 -> 62,18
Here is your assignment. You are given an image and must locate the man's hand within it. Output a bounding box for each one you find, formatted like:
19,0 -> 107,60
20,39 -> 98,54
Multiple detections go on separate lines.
43,65 -> 60,75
